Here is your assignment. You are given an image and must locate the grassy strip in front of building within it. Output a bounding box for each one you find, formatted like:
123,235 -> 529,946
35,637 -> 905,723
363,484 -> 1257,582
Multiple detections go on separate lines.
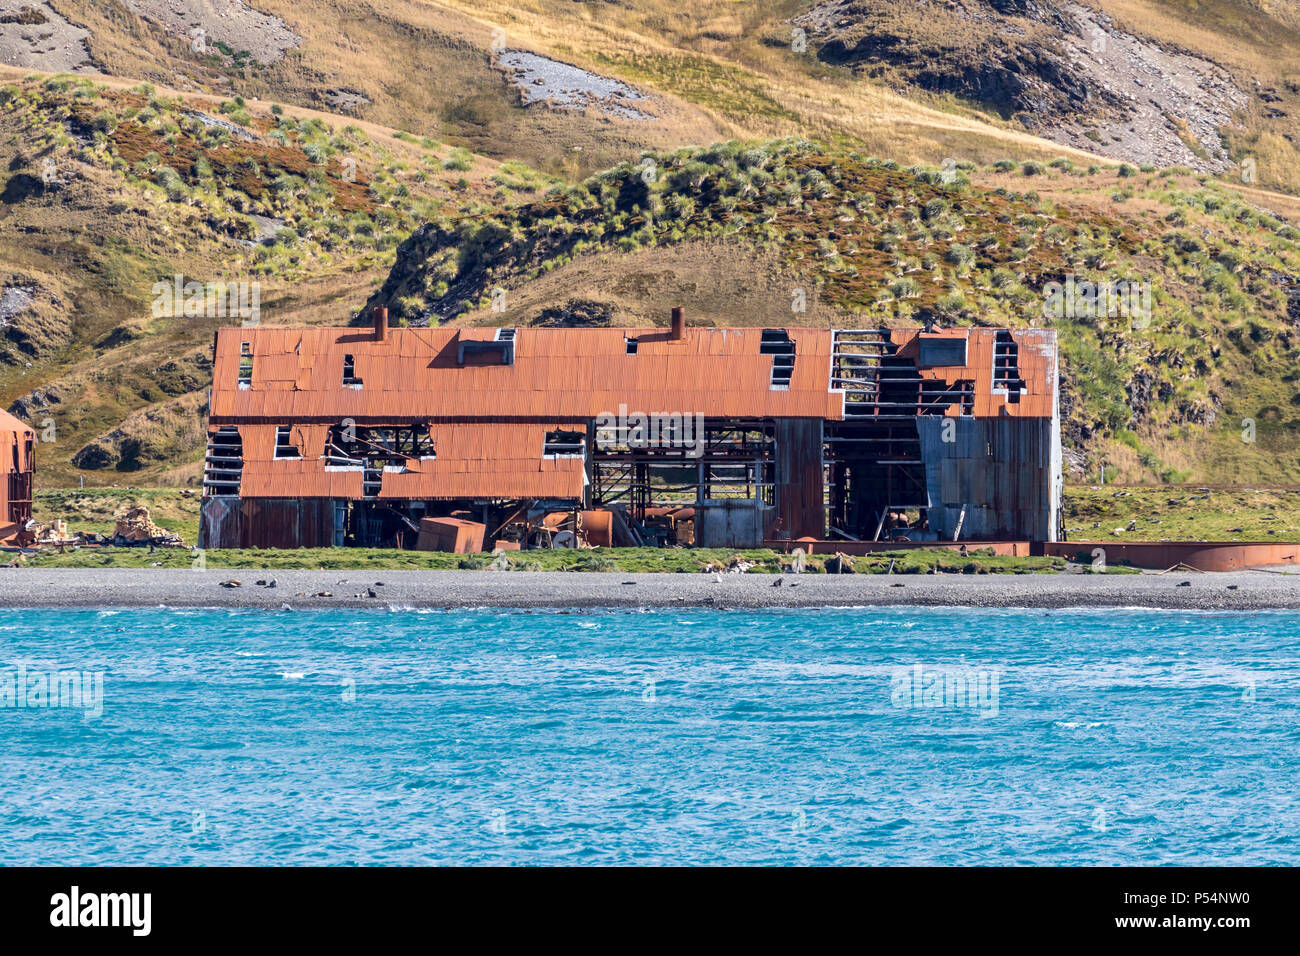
18,545 -> 1070,574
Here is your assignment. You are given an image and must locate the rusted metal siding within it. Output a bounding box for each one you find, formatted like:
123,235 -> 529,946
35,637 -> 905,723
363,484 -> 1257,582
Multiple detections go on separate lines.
908,329 -> 1062,542
917,416 -> 1061,541
0,410 -> 35,542
1043,541 -> 1300,571
210,326 -> 1058,426
890,328 -> 1057,419
199,497 -> 339,549
202,321 -> 1061,544
231,422 -> 585,501
415,517 -> 487,553
210,326 -> 844,423
774,418 -> 825,539
235,425 -> 366,499
378,422 -> 585,500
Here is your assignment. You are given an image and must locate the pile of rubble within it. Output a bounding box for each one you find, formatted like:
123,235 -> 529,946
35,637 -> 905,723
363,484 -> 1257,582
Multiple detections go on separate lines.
34,519 -> 69,543
113,506 -> 184,546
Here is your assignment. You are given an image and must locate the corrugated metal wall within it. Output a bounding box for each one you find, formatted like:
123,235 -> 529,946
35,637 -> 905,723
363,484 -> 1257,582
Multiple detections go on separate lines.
200,497 -> 340,549
774,418 -> 825,539
694,499 -> 775,548
211,327 -> 842,422
0,412 -> 35,535
916,416 -> 1061,541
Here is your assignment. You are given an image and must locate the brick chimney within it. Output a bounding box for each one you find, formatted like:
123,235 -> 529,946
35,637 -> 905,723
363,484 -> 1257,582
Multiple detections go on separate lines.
670,306 -> 685,341
374,305 -> 388,342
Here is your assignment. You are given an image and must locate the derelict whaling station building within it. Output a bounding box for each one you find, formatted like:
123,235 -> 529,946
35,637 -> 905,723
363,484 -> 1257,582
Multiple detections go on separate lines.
198,307 -> 1062,551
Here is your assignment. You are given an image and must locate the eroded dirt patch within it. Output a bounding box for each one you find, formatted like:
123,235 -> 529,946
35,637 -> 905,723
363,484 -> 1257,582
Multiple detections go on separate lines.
0,1 -> 91,72
122,0 -> 300,65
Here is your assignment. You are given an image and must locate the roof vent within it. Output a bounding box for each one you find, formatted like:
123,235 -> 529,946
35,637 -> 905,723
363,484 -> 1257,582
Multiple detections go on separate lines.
458,332 -> 515,366
918,335 -> 967,368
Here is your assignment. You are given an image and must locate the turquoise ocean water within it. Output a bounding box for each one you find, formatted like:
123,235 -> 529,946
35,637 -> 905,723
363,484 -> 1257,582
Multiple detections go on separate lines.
1,606 -> 1296,865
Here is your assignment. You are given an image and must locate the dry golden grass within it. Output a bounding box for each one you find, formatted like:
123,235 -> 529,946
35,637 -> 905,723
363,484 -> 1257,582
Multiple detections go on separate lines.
458,239 -> 845,330
40,0 -> 727,176
432,0 -> 1115,167
44,0 -> 1112,170
6,0 -> 1300,493
30,0 -> 1300,194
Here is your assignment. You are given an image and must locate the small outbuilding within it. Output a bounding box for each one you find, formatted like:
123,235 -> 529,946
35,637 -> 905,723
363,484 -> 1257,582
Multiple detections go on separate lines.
0,410 -> 35,546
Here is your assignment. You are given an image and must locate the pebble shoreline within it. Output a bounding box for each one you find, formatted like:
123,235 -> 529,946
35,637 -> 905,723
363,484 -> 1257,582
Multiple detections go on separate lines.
1,568 -> 1298,610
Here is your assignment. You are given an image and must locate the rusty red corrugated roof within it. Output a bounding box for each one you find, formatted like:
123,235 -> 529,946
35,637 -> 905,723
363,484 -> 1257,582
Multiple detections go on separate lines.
208,324 -> 1055,499
0,409 -> 35,440
210,326 -> 843,423
229,421 -> 585,500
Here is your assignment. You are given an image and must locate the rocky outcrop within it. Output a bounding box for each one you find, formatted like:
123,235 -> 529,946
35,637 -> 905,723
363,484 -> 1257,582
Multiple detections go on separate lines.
532,299 -> 614,327
0,279 -> 73,364
795,0 -> 1246,171
72,392 -> 207,472
6,384 -> 61,421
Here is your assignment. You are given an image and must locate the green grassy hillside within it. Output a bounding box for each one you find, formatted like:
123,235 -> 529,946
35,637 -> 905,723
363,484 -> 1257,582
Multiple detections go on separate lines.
373,138 -> 1300,483
0,75 -> 508,485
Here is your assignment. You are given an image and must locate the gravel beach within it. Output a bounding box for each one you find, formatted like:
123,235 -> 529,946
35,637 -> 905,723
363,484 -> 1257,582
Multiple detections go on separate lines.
1,568 -> 1298,610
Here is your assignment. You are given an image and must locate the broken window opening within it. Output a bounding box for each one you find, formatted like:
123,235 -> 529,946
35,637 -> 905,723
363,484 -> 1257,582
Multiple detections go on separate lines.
760,329 -> 796,389
625,337 -> 639,355
544,429 -> 586,458
342,353 -> 361,387
203,426 -> 244,495
273,426 -> 300,459
325,424 -> 436,472
919,379 -> 975,416
238,342 -> 253,387
993,330 -> 1024,394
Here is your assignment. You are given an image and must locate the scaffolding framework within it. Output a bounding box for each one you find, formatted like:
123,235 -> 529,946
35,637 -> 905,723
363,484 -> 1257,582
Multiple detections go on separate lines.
589,420 -> 777,523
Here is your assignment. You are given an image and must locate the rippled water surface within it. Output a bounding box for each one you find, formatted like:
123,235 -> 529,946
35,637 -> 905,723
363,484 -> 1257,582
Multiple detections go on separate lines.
1,606 -> 1297,865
